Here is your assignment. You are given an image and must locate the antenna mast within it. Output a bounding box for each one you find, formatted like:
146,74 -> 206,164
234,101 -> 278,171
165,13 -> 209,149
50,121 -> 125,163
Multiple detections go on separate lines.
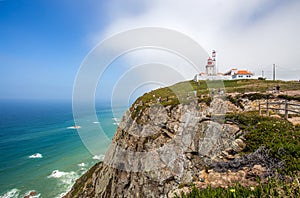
273,64 -> 276,81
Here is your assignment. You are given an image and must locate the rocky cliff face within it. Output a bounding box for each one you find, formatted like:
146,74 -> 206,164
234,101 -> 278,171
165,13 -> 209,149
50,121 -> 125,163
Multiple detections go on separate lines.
64,97 -> 277,198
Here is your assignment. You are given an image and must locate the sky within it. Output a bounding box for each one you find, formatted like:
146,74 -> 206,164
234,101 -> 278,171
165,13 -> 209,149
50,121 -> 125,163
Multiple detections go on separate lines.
0,0 -> 300,101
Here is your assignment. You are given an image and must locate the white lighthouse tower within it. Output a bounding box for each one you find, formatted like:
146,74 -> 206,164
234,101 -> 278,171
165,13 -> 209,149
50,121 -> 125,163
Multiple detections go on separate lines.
205,50 -> 216,76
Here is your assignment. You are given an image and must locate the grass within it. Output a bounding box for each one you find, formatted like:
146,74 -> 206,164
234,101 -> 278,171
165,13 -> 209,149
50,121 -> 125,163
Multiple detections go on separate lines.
130,79 -> 300,120
223,79 -> 300,93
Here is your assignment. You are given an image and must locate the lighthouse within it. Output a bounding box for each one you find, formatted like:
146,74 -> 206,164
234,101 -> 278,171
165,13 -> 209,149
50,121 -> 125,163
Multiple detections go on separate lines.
194,50 -> 255,82
205,50 -> 216,76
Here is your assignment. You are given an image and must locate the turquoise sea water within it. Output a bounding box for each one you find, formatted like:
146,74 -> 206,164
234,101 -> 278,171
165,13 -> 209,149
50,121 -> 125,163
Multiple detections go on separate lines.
0,100 -> 126,198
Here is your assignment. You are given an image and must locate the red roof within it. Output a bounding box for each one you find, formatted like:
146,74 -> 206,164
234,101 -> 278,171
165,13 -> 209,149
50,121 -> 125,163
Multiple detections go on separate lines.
236,70 -> 253,75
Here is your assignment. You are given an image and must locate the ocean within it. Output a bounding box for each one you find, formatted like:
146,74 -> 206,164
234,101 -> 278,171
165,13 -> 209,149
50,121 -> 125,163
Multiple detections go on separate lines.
0,100 -> 126,198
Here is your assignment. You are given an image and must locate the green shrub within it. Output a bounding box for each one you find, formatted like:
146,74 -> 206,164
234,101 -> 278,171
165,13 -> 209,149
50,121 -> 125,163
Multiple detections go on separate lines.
241,93 -> 273,101
179,177 -> 300,198
278,94 -> 300,102
226,112 -> 300,175
227,95 -> 244,110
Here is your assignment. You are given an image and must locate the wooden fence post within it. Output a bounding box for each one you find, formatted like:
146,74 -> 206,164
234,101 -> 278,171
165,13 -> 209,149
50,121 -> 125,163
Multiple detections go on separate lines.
259,101 -> 261,115
266,99 -> 269,116
285,99 -> 288,119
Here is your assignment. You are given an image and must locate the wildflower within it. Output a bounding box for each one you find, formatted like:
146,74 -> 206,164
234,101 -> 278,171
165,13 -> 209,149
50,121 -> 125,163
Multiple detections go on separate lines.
230,189 -> 235,193
250,187 -> 255,191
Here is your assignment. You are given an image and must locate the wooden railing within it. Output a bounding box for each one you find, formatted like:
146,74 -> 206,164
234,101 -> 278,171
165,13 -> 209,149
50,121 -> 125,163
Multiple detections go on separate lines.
258,100 -> 300,119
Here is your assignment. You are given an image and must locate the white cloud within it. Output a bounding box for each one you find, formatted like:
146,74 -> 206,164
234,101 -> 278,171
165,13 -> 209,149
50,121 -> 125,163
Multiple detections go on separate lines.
94,0 -> 300,80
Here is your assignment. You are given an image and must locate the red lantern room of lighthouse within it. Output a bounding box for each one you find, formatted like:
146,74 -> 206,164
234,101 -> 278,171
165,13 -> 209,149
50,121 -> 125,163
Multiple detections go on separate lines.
205,50 -> 216,76
207,57 -> 213,66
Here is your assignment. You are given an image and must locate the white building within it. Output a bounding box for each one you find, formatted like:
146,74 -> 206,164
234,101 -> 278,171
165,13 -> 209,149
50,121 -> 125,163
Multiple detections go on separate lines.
194,51 -> 254,81
232,70 -> 254,79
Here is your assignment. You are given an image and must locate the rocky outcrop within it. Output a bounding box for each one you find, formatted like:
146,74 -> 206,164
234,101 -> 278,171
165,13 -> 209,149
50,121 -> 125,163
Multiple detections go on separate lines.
64,96 -> 283,198
169,146 -> 284,197
64,162 -> 103,197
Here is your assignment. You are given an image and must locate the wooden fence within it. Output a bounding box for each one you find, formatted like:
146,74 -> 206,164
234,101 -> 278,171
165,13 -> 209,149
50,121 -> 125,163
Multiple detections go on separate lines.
258,100 -> 300,119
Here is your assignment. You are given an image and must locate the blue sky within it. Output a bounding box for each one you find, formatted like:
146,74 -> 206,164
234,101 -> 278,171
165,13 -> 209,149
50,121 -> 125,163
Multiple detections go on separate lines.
0,0 -> 110,100
1,0 -> 299,101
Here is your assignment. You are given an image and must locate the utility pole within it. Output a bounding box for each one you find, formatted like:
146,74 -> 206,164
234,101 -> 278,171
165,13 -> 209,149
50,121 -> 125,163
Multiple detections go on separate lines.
273,64 -> 276,81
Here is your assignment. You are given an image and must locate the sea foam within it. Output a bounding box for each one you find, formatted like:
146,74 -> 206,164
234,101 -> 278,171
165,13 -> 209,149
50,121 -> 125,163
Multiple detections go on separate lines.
112,117 -> 120,125
47,170 -> 78,185
47,170 -> 79,198
92,154 -> 105,161
28,153 -> 43,159
78,162 -> 85,167
0,188 -> 20,198
67,126 -> 81,129
47,170 -> 66,178
112,117 -> 120,121
23,190 -> 41,198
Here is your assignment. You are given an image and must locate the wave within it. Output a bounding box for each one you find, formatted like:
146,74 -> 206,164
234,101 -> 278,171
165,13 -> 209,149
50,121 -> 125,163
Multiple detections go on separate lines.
112,117 -> 120,125
47,170 -> 78,185
0,188 -> 41,198
67,126 -> 81,129
112,117 -> 120,122
23,190 -> 40,198
56,192 -> 67,198
28,153 -> 43,159
80,167 -> 87,172
0,188 -> 20,198
47,170 -> 66,178
93,121 -> 99,124
92,154 -> 105,161
78,162 -> 85,167
47,170 -> 79,198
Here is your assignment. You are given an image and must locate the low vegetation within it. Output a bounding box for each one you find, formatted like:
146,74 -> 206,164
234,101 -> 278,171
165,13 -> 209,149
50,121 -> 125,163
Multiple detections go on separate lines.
227,112 -> 300,175
278,94 -> 300,102
130,79 -> 300,120
240,93 -> 273,101
179,112 -> 300,197
227,95 -> 244,109
179,178 -> 300,198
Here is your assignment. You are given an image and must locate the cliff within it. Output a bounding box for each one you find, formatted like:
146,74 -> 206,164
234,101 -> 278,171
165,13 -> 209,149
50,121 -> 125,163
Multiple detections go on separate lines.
64,80 -> 300,197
